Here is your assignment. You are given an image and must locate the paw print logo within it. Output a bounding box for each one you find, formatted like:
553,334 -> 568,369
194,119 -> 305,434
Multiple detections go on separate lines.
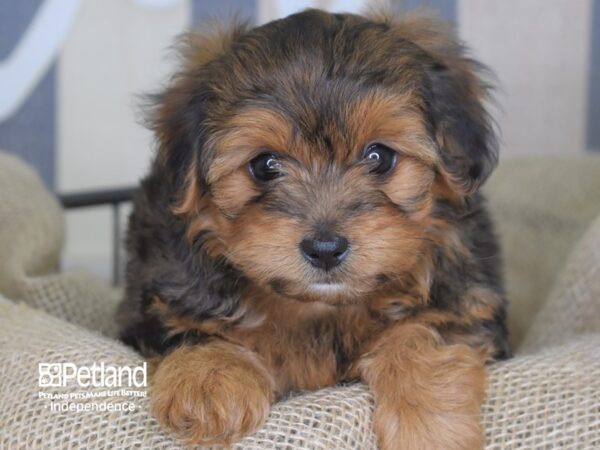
39,363 -> 62,387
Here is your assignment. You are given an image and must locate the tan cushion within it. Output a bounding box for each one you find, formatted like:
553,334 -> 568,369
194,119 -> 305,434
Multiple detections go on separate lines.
485,155 -> 600,346
0,152 -> 63,300
0,152 -> 120,337
520,214 -> 600,353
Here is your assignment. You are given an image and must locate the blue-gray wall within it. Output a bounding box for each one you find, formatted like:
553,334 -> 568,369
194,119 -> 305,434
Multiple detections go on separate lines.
0,0 -> 56,187
191,0 -> 257,24
401,0 -> 456,22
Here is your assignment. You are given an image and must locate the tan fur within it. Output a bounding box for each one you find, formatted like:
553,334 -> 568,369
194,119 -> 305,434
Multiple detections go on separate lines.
171,161 -> 202,217
207,108 -> 293,185
358,323 -> 486,450
151,341 -> 275,446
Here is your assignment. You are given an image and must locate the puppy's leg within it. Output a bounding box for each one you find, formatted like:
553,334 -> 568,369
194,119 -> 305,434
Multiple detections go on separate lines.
358,323 -> 486,450
151,340 -> 275,446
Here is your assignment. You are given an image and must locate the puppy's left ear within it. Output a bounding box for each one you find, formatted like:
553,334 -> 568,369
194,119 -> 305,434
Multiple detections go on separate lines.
381,12 -> 499,194
424,52 -> 498,194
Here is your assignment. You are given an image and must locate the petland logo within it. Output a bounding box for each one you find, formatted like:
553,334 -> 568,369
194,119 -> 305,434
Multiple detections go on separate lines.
38,362 -> 147,388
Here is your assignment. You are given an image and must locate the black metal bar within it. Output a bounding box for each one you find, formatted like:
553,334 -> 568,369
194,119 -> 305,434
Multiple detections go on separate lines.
112,203 -> 121,286
57,186 -> 137,286
59,186 -> 137,209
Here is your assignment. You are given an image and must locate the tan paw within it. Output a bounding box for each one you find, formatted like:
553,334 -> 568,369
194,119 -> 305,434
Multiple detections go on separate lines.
151,342 -> 274,446
359,324 -> 487,450
373,398 -> 484,450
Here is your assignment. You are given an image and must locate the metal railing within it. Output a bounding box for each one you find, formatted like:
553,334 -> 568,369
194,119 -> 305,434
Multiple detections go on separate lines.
59,187 -> 137,285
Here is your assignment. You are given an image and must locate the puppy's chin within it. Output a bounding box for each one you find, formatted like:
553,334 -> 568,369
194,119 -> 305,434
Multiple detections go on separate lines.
268,278 -> 372,305
306,283 -> 349,295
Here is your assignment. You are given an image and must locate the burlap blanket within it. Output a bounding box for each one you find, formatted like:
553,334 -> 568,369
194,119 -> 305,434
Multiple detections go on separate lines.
1,151 -> 599,449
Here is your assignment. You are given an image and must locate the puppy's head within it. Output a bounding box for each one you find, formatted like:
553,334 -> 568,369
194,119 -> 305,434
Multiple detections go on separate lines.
152,10 -> 497,305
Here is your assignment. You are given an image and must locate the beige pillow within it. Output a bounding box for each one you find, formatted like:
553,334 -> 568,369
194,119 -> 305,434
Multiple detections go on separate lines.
485,155 -> 600,346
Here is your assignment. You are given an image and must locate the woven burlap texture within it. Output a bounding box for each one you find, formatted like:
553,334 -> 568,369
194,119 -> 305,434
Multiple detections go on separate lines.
1,151 -> 600,449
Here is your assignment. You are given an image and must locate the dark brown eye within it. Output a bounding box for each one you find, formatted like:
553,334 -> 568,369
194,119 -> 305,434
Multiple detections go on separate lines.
249,153 -> 282,182
363,143 -> 397,175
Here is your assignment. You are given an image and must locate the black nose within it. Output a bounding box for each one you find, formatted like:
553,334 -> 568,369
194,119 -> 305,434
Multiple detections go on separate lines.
300,234 -> 349,271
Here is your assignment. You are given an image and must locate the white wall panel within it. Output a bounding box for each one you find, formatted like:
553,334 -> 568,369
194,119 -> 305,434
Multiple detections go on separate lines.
58,0 -> 190,278
459,0 -> 593,156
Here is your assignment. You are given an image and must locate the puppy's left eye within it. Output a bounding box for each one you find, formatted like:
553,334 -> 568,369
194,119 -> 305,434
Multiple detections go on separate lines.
363,143 -> 397,176
249,153 -> 283,182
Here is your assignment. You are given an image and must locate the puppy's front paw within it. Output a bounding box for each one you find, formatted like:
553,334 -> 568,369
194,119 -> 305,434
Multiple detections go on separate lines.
151,342 -> 274,446
359,324 -> 487,450
373,396 -> 484,450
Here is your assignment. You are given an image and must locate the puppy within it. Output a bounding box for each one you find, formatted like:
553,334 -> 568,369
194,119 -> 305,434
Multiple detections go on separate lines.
118,9 -> 511,450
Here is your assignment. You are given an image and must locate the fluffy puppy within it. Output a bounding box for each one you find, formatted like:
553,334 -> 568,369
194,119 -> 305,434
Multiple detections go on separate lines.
118,9 -> 511,450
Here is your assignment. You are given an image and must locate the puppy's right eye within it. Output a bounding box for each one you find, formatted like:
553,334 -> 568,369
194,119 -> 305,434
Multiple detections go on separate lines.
249,153 -> 282,182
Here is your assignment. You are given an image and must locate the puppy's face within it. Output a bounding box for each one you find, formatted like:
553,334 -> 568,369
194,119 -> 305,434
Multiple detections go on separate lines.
205,93 -> 436,304
156,11 -> 497,305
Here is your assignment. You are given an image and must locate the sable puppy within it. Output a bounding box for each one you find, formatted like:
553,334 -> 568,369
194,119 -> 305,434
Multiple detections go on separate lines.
118,9 -> 510,449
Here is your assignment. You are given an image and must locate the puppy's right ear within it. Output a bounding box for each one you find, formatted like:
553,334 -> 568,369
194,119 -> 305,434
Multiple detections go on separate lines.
146,22 -> 249,191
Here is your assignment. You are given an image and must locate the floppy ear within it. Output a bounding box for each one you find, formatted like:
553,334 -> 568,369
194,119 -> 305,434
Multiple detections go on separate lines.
146,21 -> 249,197
423,52 -> 498,194
378,12 -> 498,194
